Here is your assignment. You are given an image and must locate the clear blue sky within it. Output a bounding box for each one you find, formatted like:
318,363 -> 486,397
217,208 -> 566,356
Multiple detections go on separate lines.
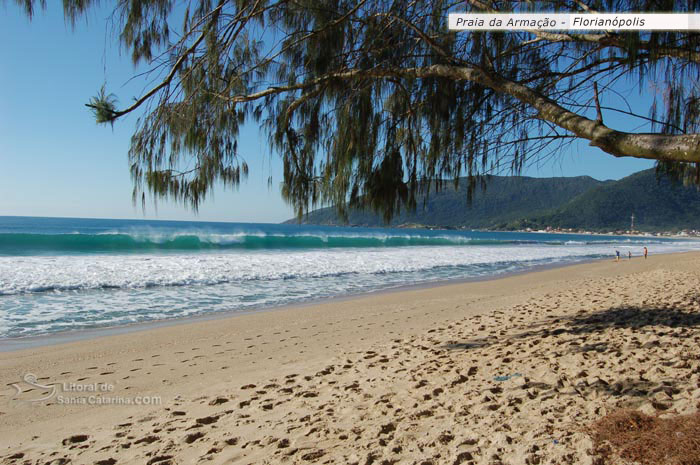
0,3 -> 655,223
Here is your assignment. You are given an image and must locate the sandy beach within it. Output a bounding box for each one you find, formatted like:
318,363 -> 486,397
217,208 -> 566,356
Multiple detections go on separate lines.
2,252 -> 699,464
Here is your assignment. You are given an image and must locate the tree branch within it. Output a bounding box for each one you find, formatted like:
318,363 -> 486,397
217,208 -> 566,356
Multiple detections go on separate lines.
593,81 -> 603,123
85,1 -> 228,120
530,31 -> 700,63
222,64 -> 700,163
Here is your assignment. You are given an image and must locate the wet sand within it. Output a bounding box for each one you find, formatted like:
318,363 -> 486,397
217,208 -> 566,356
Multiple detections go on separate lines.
2,252 -> 699,464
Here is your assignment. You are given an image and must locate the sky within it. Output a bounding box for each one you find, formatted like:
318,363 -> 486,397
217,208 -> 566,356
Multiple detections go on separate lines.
0,3 -> 656,223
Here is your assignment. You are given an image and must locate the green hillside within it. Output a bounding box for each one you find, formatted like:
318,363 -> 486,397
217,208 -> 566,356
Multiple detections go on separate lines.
535,169 -> 700,231
287,169 -> 700,232
288,175 -> 606,229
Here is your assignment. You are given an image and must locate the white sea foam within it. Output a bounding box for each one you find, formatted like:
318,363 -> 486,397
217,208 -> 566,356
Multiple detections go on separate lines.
1,241 -> 699,296
1,240 -> 699,338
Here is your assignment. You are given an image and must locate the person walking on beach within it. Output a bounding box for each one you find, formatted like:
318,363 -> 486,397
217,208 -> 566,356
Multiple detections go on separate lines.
615,250 -> 620,262
628,251 -> 632,260
644,246 -> 648,259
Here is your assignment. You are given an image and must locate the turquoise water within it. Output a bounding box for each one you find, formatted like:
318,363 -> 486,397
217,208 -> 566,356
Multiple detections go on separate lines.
0,216 -> 696,339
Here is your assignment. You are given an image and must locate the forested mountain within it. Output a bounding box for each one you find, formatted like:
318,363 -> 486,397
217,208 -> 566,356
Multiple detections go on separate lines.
286,169 -> 700,232
536,169 -> 700,231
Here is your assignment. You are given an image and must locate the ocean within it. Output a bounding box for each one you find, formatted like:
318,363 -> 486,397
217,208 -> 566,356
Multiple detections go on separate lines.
1,216 -> 697,339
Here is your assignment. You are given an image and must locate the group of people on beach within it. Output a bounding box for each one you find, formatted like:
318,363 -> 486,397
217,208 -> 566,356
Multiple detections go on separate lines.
615,246 -> 647,262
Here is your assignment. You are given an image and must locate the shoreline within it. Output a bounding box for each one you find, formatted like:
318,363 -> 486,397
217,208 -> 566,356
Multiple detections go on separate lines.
0,254 -> 605,352
2,251 -> 699,464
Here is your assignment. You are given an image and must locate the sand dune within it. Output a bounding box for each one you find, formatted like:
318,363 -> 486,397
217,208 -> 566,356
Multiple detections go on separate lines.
2,252 -> 699,464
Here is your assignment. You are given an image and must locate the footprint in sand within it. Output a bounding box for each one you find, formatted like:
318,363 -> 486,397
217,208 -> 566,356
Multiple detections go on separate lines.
184,431 -> 205,443
62,434 -> 89,446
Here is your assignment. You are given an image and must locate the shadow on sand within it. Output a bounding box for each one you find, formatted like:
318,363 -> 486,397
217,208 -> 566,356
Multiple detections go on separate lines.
442,304 -> 700,402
